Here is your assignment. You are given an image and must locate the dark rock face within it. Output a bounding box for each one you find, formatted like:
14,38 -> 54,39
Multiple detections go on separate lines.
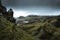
0,0 -> 16,23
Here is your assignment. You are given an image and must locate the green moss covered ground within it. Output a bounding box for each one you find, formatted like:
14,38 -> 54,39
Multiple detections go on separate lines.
19,17 -> 60,40
0,16 -> 36,40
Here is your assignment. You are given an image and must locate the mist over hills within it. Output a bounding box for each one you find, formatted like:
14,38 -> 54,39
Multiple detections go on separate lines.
2,0 -> 60,17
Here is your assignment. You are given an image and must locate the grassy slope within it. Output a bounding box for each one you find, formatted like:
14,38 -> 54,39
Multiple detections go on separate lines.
0,16 -> 37,40
19,17 -> 60,40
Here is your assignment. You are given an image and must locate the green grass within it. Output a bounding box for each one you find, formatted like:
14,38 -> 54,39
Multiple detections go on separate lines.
19,17 -> 60,40
0,16 -> 37,40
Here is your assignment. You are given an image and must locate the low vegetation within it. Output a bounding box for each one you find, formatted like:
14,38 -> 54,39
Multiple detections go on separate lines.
0,16 -> 36,40
18,16 -> 60,40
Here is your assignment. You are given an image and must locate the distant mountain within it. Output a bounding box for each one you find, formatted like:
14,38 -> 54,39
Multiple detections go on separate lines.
16,15 -> 60,24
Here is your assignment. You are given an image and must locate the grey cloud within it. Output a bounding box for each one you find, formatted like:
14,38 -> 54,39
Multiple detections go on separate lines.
1,0 -> 60,7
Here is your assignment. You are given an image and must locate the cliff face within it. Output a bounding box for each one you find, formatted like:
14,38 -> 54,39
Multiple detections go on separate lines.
0,0 -> 15,23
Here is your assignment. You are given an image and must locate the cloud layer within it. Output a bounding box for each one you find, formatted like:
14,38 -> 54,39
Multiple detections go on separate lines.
2,0 -> 60,7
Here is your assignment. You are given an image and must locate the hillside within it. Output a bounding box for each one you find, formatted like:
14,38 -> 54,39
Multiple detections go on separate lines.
18,16 -> 60,40
0,16 -> 37,40
1,15 -> 60,40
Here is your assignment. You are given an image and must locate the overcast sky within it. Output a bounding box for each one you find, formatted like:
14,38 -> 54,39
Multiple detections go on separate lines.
1,0 -> 60,17
2,0 -> 60,7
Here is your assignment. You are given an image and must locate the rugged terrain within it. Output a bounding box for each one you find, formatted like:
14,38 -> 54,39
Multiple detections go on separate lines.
0,16 -> 36,40
17,15 -> 60,40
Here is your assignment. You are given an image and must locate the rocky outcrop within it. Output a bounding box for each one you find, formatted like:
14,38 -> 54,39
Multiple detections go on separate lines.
0,0 -> 16,23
